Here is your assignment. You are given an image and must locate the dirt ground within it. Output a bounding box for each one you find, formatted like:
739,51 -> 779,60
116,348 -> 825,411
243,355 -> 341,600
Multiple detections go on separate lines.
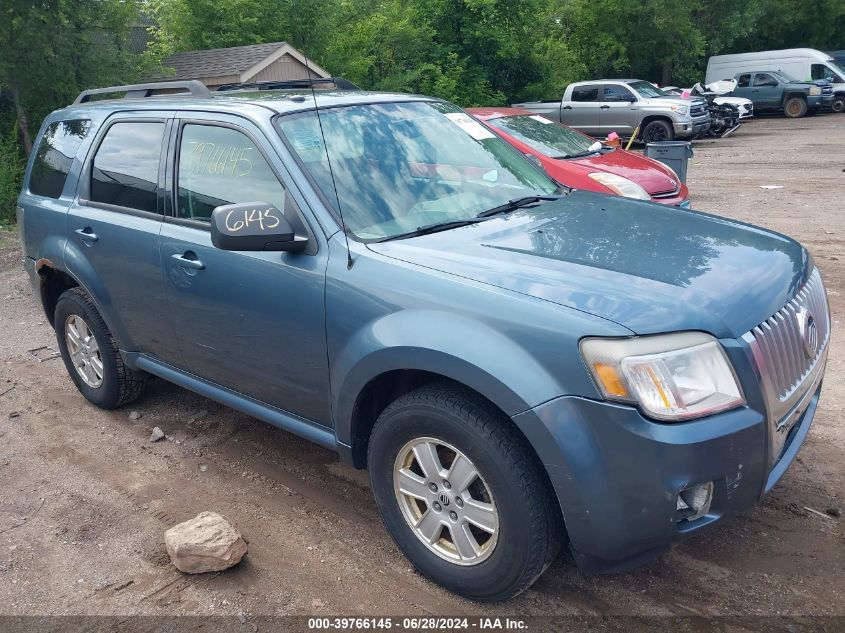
0,114 -> 843,619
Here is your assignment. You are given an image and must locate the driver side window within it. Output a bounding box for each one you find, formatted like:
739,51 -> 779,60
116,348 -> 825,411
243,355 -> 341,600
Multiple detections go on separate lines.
176,124 -> 286,221
737,74 -> 751,88
753,74 -> 778,88
602,85 -> 635,102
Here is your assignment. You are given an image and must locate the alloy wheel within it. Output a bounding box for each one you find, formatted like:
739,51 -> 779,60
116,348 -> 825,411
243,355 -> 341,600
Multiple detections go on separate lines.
393,437 -> 499,566
64,314 -> 104,388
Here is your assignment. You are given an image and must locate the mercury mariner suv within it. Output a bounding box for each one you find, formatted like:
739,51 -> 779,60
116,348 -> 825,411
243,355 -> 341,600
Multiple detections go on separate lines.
17,79 -> 830,601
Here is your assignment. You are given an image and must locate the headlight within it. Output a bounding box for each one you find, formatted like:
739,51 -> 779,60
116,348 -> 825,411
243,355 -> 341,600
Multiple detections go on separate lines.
588,172 -> 651,200
810,86 -> 822,96
669,104 -> 689,115
580,332 -> 745,421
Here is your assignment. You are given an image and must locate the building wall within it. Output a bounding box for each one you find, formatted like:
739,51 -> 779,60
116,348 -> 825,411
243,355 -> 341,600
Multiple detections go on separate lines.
246,54 -> 322,83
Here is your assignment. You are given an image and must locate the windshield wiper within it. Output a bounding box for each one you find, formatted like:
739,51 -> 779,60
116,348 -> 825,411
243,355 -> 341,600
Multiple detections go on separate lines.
377,218 -> 487,242
558,149 -> 601,159
476,195 -> 563,218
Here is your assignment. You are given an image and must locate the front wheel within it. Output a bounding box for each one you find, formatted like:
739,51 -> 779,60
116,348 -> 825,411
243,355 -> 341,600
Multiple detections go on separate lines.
641,120 -> 674,143
832,95 -> 845,113
368,383 -> 562,601
784,97 -> 807,118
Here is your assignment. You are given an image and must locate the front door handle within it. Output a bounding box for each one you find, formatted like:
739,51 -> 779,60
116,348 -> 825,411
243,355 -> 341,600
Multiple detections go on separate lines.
562,105 -> 573,110
74,227 -> 98,243
600,105 -> 610,109
171,252 -> 205,270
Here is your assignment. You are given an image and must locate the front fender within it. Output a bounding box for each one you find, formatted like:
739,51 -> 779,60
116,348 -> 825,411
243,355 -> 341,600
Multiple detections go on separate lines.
332,310 -> 564,447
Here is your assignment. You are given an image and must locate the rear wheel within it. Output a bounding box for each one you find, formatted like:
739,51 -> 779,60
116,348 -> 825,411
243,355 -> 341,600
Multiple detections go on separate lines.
368,383 -> 562,601
784,97 -> 807,118
641,120 -> 673,143
55,288 -> 148,409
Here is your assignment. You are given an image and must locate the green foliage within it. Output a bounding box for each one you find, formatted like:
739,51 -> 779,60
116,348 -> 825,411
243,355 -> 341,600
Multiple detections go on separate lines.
1,0 -> 843,225
0,127 -> 23,225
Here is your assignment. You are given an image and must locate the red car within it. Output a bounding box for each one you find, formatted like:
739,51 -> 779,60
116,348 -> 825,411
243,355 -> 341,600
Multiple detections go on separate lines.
467,107 -> 689,207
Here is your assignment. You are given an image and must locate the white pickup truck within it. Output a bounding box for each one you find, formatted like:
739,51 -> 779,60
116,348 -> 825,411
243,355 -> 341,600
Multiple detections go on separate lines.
514,79 -> 712,143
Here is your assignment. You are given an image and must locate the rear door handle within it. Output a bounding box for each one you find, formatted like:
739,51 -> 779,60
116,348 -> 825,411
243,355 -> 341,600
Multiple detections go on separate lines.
562,105 -> 573,110
171,252 -> 205,270
74,227 -> 98,243
600,105 -> 610,109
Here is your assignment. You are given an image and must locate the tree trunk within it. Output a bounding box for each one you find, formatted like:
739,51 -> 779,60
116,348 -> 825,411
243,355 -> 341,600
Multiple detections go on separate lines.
10,85 -> 33,156
661,61 -> 672,87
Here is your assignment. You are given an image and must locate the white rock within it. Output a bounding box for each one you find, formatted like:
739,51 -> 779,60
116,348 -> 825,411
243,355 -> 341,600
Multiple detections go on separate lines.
149,427 -> 165,442
164,512 -> 247,574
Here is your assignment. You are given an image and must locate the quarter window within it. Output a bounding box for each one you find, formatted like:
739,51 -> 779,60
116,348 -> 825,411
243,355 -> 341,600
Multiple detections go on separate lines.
90,122 -> 165,213
571,85 -> 600,102
29,120 -> 91,198
176,124 -> 285,221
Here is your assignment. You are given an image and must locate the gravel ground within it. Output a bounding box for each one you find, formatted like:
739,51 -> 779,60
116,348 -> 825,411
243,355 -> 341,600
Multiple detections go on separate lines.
0,114 -> 842,618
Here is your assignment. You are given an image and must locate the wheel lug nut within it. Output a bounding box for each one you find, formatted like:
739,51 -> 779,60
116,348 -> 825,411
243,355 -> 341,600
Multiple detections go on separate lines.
455,497 -> 463,507
433,502 -> 442,512
442,480 -> 451,490
429,482 -> 437,492
449,511 -> 458,521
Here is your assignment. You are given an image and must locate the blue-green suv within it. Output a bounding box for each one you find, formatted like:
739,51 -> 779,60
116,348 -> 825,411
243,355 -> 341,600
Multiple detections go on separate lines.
17,79 -> 830,601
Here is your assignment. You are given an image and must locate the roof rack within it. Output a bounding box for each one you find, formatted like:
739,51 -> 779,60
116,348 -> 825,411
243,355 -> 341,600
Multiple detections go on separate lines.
214,77 -> 359,92
73,80 -> 213,105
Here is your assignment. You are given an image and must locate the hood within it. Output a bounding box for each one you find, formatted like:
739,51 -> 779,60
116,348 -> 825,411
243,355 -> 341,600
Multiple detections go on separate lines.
564,149 -> 681,196
368,191 -> 809,338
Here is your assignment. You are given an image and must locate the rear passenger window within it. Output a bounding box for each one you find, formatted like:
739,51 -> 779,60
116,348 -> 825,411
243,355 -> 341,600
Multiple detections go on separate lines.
90,121 -> 165,213
737,74 -> 751,88
176,124 -> 286,221
29,120 -> 91,198
571,85 -> 599,102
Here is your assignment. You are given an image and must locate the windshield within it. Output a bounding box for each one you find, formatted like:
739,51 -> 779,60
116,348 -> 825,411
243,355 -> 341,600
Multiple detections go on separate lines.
629,81 -> 667,98
488,114 -> 596,158
277,101 -> 559,240
771,70 -> 796,82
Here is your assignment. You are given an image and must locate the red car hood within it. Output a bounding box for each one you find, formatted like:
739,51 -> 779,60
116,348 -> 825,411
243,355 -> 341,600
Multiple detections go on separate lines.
565,150 -> 681,196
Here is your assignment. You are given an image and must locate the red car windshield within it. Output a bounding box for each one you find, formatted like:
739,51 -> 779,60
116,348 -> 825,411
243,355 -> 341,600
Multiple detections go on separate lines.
488,115 -> 596,159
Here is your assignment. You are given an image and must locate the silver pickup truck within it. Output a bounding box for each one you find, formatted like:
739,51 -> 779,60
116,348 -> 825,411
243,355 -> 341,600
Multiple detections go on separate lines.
514,79 -> 711,143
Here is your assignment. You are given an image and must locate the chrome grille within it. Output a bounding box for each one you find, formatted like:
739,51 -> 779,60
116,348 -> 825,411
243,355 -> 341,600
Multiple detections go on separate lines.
749,268 -> 830,403
651,186 -> 681,199
743,268 -> 830,465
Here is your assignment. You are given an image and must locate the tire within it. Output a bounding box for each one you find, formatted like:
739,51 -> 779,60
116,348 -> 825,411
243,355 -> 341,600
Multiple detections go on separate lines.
368,382 -> 563,601
54,287 -> 148,409
784,97 -> 807,118
832,95 -> 845,113
641,119 -> 673,143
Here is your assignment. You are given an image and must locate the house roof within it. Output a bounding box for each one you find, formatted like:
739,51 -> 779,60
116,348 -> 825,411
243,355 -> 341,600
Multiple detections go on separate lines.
158,41 -> 330,82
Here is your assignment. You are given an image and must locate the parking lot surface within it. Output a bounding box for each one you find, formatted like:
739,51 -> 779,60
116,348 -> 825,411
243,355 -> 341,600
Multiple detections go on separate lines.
0,114 -> 842,616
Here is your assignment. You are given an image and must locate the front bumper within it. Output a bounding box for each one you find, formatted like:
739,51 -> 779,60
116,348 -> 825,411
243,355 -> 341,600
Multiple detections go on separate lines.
513,346 -> 826,573
674,118 -> 710,138
808,95 -> 823,110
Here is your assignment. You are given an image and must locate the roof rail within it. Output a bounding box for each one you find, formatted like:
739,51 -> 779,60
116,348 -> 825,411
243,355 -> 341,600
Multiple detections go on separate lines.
214,77 -> 360,92
73,80 -> 213,105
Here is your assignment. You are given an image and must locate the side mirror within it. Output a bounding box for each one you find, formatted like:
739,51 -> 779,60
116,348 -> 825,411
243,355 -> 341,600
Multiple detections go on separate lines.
628,94 -> 637,102
210,201 -> 308,252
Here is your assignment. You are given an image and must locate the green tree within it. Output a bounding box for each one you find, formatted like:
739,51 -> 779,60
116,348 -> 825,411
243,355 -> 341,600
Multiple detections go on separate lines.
0,0 -> 143,154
